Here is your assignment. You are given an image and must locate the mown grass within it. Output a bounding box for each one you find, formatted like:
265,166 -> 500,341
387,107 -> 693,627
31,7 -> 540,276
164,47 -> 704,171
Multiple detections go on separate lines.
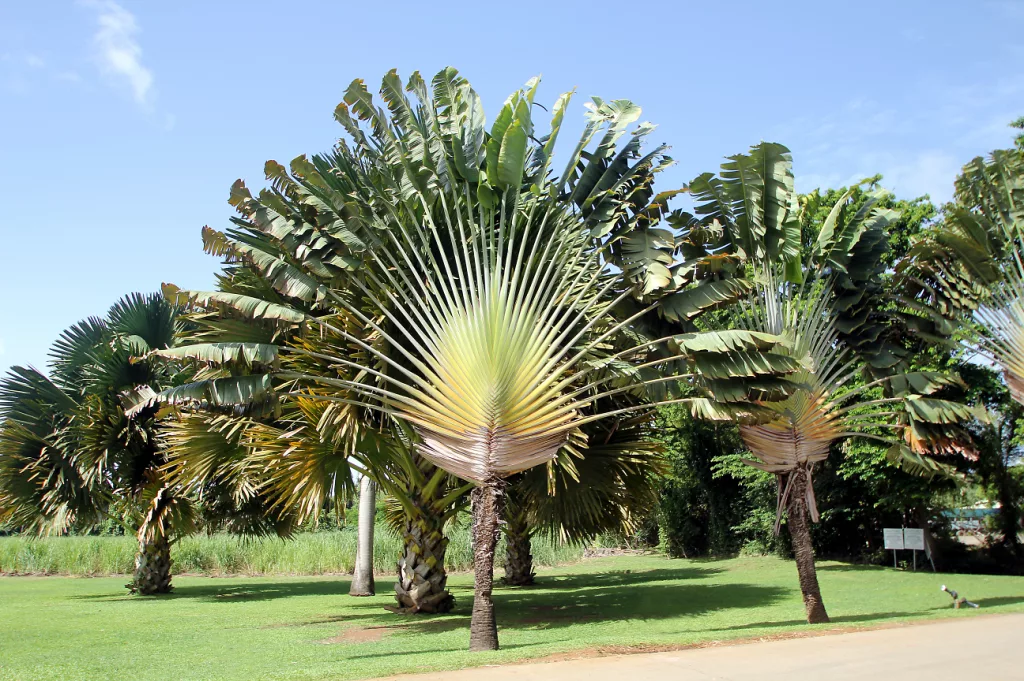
0,526 -> 585,576
2,554 -> 1023,681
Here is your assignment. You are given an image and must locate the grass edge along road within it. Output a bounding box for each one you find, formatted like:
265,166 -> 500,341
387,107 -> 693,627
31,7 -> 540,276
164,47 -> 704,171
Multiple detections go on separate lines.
2,554 -> 1023,681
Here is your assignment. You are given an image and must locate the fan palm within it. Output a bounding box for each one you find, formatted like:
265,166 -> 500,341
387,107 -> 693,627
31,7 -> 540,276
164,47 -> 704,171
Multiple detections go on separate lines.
157,268 -> 472,614
503,411 -> 664,586
0,294 -> 188,593
685,145 -> 979,623
2,297 -> 164,591
146,68 -> 798,650
0,294 -> 292,595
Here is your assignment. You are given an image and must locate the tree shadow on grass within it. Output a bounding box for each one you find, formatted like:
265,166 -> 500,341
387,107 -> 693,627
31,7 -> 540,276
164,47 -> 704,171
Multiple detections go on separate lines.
381,578 -> 789,638
72,577 -> 397,603
529,565 -> 725,590
77,566 -> 722,605
344,639 -> 560,661
815,563 -> 888,573
705,611 -> 924,632
66,566 -> 787,639
498,581 -> 787,630
974,596 -> 1024,607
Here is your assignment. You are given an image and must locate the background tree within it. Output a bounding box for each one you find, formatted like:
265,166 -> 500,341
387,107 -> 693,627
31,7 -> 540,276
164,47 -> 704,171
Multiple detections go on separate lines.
655,183 -> 956,561
503,411 -> 665,585
679,144 -> 978,623
899,136 -> 1024,402
958,363 -> 1024,565
0,294 -> 289,595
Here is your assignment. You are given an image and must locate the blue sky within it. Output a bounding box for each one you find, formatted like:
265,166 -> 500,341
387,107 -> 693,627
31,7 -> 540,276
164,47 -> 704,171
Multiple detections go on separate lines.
1,1 -> 1022,376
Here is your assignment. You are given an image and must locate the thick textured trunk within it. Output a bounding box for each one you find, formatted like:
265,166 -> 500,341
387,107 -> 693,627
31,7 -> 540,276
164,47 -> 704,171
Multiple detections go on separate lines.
470,483 -> 503,651
127,532 -> 172,595
502,503 -> 534,586
785,469 -> 829,624
350,475 -> 376,597
393,496 -> 454,614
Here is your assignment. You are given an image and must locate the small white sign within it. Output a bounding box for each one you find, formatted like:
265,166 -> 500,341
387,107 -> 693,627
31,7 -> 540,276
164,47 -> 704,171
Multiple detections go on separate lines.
883,528 -> 905,550
904,528 -> 926,551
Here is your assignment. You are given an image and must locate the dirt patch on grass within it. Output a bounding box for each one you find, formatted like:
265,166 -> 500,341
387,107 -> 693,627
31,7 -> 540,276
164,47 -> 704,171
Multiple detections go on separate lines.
321,626 -> 393,644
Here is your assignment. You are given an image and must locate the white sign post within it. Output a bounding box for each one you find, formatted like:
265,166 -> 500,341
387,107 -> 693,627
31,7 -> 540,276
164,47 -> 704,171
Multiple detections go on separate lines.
883,528 -> 905,568
884,528 -> 927,570
904,528 -> 925,572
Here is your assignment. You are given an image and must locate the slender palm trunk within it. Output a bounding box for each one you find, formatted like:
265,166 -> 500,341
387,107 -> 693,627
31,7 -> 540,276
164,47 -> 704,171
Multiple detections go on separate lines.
785,469 -> 829,624
502,501 -> 534,586
127,531 -> 172,595
350,475 -> 376,596
470,482 -> 503,651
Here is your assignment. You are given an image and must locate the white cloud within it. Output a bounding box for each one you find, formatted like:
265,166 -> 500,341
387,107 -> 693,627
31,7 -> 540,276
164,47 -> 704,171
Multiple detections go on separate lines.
877,151 -> 962,203
81,0 -> 154,106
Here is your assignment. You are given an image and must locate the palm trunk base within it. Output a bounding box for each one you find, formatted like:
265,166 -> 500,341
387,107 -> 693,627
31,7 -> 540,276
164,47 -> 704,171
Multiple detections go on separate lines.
350,476 -> 377,597
503,525 -> 535,587
470,484 -> 502,651
127,534 -> 172,595
393,517 -> 454,614
349,571 -> 375,597
785,469 -> 829,624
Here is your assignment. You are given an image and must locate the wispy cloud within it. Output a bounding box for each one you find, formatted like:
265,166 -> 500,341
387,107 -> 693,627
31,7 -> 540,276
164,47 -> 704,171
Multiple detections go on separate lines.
773,72 -> 1024,204
80,0 -> 154,106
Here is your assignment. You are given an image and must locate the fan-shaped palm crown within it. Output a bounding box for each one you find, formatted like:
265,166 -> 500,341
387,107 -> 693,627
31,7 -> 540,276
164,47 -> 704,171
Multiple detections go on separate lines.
153,69 -> 797,486
685,146 -> 979,522
900,148 -> 1024,403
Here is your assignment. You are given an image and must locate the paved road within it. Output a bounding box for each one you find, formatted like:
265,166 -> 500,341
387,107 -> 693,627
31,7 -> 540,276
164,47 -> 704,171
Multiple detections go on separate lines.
380,614 -> 1023,681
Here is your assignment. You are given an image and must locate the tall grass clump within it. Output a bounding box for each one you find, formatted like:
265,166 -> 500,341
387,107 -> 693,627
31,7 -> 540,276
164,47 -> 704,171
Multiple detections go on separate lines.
0,525 -> 586,576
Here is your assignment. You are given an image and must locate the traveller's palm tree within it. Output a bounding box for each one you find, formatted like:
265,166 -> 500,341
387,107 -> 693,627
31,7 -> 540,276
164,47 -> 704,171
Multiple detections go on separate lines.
686,145 -> 979,623
146,68 -> 799,650
734,273 -> 976,622
900,149 -> 1024,402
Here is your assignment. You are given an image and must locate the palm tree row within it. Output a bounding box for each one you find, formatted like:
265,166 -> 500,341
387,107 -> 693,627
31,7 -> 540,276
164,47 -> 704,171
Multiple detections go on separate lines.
138,68 -> 799,649
1,66 -> 1001,648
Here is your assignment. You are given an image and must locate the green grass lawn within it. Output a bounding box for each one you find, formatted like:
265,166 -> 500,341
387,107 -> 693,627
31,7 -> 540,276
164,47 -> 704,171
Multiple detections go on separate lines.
2,555 -> 1023,681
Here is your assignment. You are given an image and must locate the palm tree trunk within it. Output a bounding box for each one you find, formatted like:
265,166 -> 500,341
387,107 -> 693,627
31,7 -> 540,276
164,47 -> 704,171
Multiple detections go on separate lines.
785,469 -> 829,624
993,457 -> 1023,559
350,475 -> 376,596
915,507 -> 940,571
127,531 -> 172,595
502,501 -> 534,586
393,495 -> 454,614
470,482 -> 503,651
